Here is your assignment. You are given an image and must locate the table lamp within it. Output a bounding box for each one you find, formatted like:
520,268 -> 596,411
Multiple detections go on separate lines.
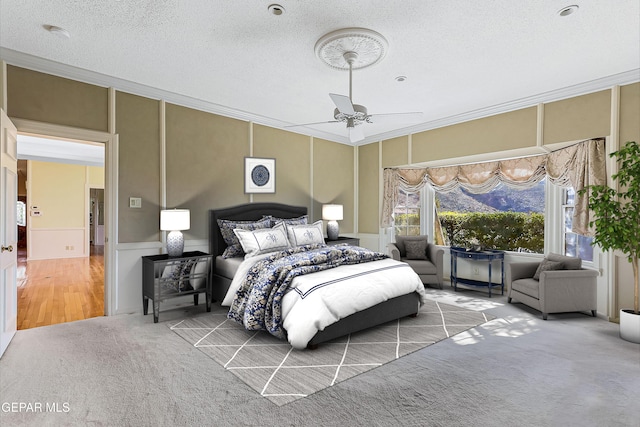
160,209 -> 190,257
322,204 -> 343,240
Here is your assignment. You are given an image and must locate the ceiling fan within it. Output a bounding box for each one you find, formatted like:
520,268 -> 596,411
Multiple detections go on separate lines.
288,28 -> 424,143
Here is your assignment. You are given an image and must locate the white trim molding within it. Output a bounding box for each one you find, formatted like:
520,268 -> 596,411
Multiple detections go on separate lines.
12,118 -> 117,316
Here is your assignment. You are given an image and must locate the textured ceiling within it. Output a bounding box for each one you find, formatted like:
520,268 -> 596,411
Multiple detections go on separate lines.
1,0 -> 639,145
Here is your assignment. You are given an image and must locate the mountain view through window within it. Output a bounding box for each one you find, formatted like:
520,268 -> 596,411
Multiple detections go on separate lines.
435,180 -> 545,253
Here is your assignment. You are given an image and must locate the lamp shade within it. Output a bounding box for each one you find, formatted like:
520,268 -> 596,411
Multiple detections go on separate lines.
160,209 -> 190,231
322,204 -> 343,221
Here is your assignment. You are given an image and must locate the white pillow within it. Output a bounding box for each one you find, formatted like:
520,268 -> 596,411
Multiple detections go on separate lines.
286,220 -> 325,246
233,224 -> 291,259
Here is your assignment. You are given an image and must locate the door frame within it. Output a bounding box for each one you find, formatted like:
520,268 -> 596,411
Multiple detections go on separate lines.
12,118 -> 117,316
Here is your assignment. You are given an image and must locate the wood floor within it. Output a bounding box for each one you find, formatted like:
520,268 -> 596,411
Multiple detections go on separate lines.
17,246 -> 104,330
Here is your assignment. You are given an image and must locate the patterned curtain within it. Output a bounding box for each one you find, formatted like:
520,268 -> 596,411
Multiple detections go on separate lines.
381,138 -> 606,236
546,138 -> 607,236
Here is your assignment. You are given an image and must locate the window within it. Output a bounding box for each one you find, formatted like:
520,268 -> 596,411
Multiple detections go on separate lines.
394,189 -> 420,236
563,187 -> 594,261
435,179 -> 546,252
17,201 -> 26,227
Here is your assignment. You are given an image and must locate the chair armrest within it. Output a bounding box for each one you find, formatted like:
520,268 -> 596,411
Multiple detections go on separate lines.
426,244 -> 443,264
506,262 -> 540,283
387,243 -> 401,261
539,268 -> 598,312
426,244 -> 444,284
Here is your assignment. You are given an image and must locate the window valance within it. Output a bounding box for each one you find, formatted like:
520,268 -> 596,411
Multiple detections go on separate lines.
381,138 -> 606,236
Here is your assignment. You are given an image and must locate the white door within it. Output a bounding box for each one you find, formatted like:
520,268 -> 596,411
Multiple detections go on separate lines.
0,109 -> 18,358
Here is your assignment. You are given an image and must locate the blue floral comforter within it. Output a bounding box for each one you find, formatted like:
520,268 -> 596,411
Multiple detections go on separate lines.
227,244 -> 388,340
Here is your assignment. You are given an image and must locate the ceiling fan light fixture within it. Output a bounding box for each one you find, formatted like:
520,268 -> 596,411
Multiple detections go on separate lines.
334,104 -> 367,123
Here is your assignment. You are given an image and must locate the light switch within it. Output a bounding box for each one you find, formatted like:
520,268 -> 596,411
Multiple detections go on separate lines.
129,197 -> 142,208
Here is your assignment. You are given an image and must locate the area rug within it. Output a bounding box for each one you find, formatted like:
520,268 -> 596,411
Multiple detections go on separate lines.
168,299 -> 494,406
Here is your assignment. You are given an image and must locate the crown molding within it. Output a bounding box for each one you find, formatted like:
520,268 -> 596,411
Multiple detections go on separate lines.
2,48 -> 637,147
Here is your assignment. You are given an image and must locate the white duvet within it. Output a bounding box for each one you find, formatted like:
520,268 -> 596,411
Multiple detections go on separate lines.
222,253 -> 427,349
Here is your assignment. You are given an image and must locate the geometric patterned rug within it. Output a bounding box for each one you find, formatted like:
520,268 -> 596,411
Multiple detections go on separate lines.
169,299 -> 495,406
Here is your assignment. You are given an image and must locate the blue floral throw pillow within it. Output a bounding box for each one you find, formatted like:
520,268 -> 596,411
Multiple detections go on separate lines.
263,215 -> 308,227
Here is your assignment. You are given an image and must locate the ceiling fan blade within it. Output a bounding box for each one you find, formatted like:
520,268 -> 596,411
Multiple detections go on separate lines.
285,120 -> 340,128
368,112 -> 424,124
329,93 -> 355,116
348,126 -> 365,143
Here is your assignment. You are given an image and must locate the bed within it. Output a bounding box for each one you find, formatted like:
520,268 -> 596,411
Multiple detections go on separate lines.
209,202 -> 427,349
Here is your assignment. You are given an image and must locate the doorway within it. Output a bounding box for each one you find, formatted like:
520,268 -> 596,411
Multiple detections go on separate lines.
16,135 -> 106,329
90,188 -> 105,247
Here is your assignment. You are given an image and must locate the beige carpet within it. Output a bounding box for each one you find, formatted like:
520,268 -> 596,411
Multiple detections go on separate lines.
168,299 -> 494,406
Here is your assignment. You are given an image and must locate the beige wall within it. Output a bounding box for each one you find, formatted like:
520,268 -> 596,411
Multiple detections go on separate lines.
166,103 -> 250,239
543,90 -> 611,144
313,138 -> 355,232
88,166 -> 105,188
116,91 -> 161,243
27,160 -> 99,259
29,161 -> 86,228
620,83 -> 640,145
358,142 -> 379,234
7,65 -> 108,132
382,136 -> 409,167
412,107 -> 538,163
252,125 -> 311,210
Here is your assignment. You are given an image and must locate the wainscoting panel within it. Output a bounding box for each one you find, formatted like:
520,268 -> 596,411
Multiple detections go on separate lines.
357,233 -> 383,252
28,228 -> 86,260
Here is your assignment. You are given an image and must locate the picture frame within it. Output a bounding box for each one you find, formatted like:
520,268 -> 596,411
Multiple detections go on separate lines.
244,157 -> 276,193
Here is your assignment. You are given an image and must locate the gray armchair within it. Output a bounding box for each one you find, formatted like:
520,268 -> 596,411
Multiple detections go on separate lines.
388,235 -> 444,289
506,253 -> 598,320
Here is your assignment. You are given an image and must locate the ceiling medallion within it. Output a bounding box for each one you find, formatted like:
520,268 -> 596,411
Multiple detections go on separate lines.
314,28 -> 388,71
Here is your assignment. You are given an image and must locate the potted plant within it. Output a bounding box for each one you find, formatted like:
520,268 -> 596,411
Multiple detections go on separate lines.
581,141 -> 639,343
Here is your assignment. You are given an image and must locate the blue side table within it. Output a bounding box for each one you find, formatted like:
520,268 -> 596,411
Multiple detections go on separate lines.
450,247 -> 505,297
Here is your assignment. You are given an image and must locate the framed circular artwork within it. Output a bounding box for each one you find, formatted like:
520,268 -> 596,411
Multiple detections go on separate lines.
244,157 -> 276,193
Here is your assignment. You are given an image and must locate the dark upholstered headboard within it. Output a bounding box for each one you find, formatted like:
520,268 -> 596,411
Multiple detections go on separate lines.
209,203 -> 308,257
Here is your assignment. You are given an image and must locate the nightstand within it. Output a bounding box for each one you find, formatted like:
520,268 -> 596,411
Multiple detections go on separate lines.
325,236 -> 360,246
142,251 -> 213,323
